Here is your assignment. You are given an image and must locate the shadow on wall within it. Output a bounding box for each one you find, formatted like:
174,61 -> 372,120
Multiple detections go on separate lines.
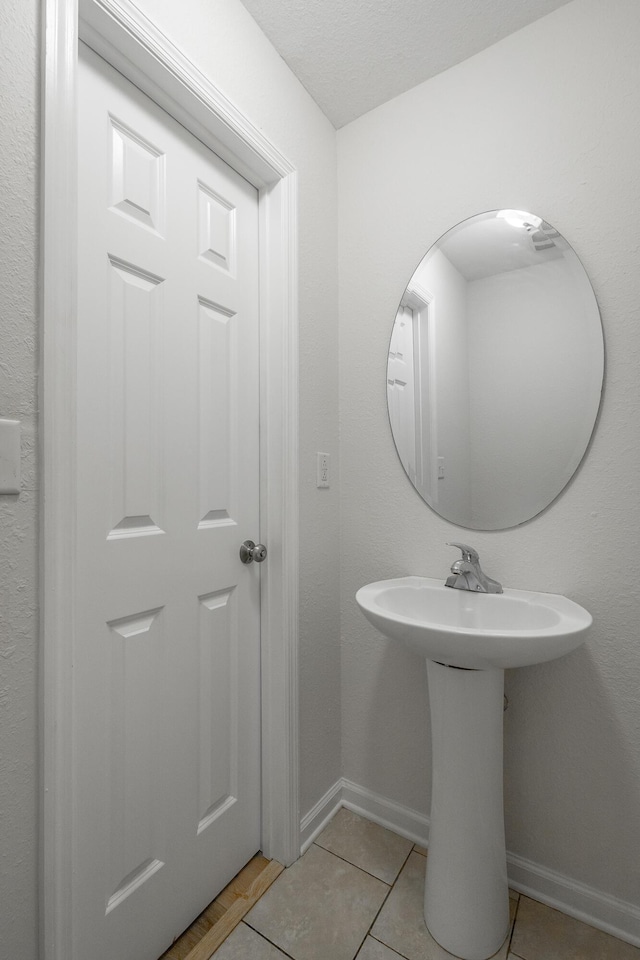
504,644 -> 640,902
359,634 -> 432,813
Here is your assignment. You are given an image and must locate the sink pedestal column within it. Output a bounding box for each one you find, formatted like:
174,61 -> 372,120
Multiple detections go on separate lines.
425,660 -> 509,960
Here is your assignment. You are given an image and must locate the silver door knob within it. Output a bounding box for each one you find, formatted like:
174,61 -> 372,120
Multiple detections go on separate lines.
240,540 -> 267,564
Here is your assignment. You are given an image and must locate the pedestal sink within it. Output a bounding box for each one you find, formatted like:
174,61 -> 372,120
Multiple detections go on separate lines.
356,576 -> 592,960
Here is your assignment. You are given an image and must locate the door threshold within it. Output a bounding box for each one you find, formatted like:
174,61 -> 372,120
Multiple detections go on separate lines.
159,854 -> 285,960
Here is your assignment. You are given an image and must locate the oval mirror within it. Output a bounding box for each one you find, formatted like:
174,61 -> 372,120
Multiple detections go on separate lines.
387,210 -> 604,530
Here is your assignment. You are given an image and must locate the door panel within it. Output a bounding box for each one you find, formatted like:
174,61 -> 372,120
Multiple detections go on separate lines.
75,44 -> 261,960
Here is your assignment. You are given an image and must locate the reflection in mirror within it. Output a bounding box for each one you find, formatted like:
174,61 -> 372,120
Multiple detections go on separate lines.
388,211 -> 604,530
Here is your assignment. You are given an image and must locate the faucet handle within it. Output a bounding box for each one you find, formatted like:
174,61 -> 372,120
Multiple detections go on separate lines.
447,542 -> 480,563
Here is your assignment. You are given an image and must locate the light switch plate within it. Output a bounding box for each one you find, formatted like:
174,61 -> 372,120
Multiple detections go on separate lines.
316,452 -> 330,488
0,419 -> 21,494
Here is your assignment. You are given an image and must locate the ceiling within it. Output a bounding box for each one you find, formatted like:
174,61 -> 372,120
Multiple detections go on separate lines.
441,214 -> 565,281
238,0 -> 573,128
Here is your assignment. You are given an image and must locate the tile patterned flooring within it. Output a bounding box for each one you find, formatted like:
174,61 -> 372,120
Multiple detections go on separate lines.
210,808 -> 640,960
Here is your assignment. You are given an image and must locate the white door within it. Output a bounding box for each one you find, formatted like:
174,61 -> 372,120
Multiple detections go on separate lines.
73,44 -> 262,960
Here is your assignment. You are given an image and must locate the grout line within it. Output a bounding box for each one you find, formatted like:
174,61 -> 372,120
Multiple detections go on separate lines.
398,844 -> 417,876
350,928 -> 373,959
364,846 -> 424,960
310,841 -> 394,887
349,888 -> 393,960
241,919 -> 298,960
351,844 -> 417,960
368,932 -> 412,960
506,893 -> 521,958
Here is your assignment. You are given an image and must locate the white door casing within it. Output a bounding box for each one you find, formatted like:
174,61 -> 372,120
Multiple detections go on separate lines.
388,283 -> 438,502
41,2 -> 299,959
388,304 -> 417,484
74,45 -> 261,958
404,283 -> 437,504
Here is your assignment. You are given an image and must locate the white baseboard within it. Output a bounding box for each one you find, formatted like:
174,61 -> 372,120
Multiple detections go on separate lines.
507,851 -> 640,948
299,779 -> 343,853
300,778 -> 430,853
340,779 -> 430,848
300,779 -> 640,948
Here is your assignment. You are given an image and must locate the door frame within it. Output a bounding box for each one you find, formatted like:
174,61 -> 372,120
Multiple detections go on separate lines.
402,280 -> 438,504
40,1 -> 300,957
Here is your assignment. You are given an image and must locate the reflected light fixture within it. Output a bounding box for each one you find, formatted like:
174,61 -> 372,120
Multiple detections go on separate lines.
496,209 -> 543,229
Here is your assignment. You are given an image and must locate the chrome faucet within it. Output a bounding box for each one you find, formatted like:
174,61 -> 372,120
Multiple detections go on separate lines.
445,543 -> 503,594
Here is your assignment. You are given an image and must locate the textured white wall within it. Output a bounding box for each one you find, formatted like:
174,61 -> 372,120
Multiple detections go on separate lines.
0,1 -> 40,956
338,0 -> 640,906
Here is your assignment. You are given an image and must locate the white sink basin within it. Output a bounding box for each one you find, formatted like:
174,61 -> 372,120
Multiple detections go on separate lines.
356,576 -> 592,669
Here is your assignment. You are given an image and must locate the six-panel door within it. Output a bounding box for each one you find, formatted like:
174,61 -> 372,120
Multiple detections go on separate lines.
74,44 -> 262,960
